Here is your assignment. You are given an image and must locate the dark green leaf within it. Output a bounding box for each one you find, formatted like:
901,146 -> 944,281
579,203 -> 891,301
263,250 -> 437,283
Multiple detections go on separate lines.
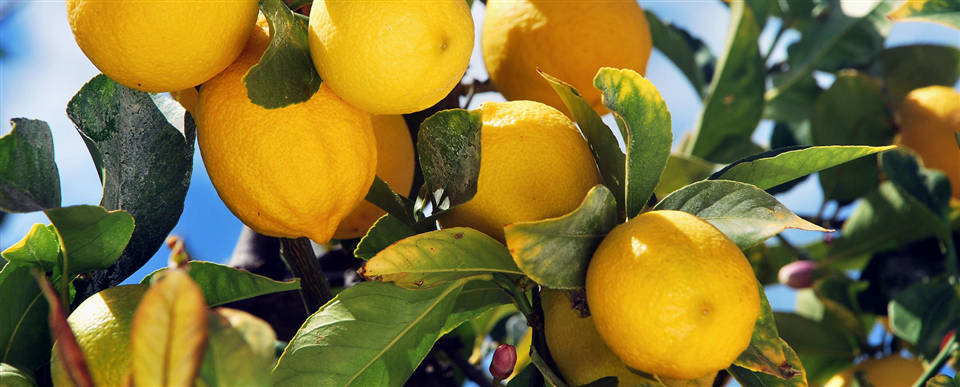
578,377 -> 619,387
365,177 -> 413,225
1,224 -> 60,272
354,215 -> 416,260
67,75 -> 195,294
774,312 -> 858,361
880,44 -> 960,102
764,74 -> 821,124
888,0 -> 960,29
811,3 -> 890,73
0,262 -> 50,370
0,119 -> 60,212
141,261 -> 300,307
529,346 -> 571,387
45,205 -> 135,279
889,277 -> 959,359
245,0 -> 322,109
540,70 -> 625,212
811,72 -> 894,203
645,10 -> 715,98
0,363 -> 38,387
654,180 -> 828,249
360,228 -> 521,289
712,145 -> 895,190
416,109 -> 482,215
593,68 -> 671,219
272,279 -> 474,387
735,282 -> 801,379
654,154 -> 715,200
686,1 -> 765,164
504,185 -> 616,289
880,149 -> 951,222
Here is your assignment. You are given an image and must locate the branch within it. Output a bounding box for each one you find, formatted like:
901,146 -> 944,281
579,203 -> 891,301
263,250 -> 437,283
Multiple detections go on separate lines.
280,237 -> 332,313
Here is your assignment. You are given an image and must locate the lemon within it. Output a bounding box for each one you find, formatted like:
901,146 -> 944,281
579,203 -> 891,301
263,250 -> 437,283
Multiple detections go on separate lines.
333,115 -> 416,240
66,0 -> 257,93
824,356 -> 924,387
585,210 -> 760,380
308,0 -> 474,114
895,86 -> 960,200
482,0 -> 652,116
50,285 -> 149,387
438,100 -> 600,243
198,17 -> 377,245
170,88 -> 199,119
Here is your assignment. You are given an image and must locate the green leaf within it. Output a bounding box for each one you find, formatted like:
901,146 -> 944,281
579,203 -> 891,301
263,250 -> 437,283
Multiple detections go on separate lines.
354,215 -> 416,260
360,228 -> 521,289
654,154 -> 715,200
504,185 -> 616,289
0,262 -> 50,370
764,74 -> 821,124
244,0 -> 322,109
141,261 -> 300,307
654,180 -> 829,249
1,224 -> 60,272
200,308 -> 278,387
444,280 -> 513,334
734,282 -> 801,379
928,375 -> 960,387
811,72 -> 894,203
644,10 -> 715,98
728,338 -> 808,387
45,205 -> 134,279
880,149 -> 951,223
540,70 -> 625,212
711,145 -> 895,190
767,0 -> 901,101
774,312 -> 858,364
593,68 -> 672,219
889,0 -> 960,29
686,0 -> 765,164
0,363 -> 38,387
812,3 -> 891,73
880,44 -> 960,102
272,279 -> 476,387
0,119 -> 61,212
416,109 -> 482,217
365,177 -> 413,225
67,75 -> 195,293
889,277 -> 959,359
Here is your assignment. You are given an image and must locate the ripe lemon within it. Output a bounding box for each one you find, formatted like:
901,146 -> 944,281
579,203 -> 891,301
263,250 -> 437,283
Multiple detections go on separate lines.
438,100 -> 600,243
585,210 -> 760,380
894,86 -> 960,200
198,17 -> 377,245
50,285 -> 149,387
482,0 -> 652,116
824,356 -> 924,387
170,88 -> 199,119
333,115 -> 416,240
308,0 -> 474,114
66,0 -> 257,93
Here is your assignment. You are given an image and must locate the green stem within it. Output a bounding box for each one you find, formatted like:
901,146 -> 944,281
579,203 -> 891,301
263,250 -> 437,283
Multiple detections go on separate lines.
493,274 -> 534,318
59,252 -> 70,310
279,237 -> 332,313
911,336 -> 956,387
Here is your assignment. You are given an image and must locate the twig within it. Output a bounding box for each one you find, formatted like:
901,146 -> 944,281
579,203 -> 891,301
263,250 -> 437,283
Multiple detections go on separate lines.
436,337 -> 493,387
911,335 -> 957,387
761,23 -> 787,66
279,237 -> 332,313
776,234 -> 813,261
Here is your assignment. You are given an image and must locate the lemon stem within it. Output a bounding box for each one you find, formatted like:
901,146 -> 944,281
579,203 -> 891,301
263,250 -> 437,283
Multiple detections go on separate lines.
912,334 -> 957,387
493,274 -> 534,318
279,237 -> 332,313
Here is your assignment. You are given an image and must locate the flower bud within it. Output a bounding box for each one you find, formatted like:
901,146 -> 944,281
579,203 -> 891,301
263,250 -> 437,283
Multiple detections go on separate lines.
778,260 -> 816,289
490,344 -> 517,380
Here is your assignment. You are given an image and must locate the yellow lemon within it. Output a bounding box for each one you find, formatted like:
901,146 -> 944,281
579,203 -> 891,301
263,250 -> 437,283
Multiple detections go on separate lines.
895,86 -> 960,200
308,0 -> 474,114
333,115 -> 416,240
66,0 -> 257,93
438,100 -> 600,243
170,88 -> 199,119
585,210 -> 760,380
198,17 -> 377,244
824,356 -> 924,387
482,0 -> 652,116
50,285 -> 149,387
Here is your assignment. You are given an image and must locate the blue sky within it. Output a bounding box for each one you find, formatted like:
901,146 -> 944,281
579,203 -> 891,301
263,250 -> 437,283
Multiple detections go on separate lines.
1,1 -> 958,311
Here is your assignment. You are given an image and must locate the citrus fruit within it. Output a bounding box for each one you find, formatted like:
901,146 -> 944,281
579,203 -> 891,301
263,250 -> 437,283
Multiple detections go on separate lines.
482,0 -> 652,116
170,88 -> 199,119
197,17 -> 377,245
585,210 -> 760,380
333,115 -> 416,240
823,356 -> 924,387
895,85 -> 960,200
66,0 -> 257,93
308,0 -> 474,114
50,285 -> 149,387
438,100 -> 600,243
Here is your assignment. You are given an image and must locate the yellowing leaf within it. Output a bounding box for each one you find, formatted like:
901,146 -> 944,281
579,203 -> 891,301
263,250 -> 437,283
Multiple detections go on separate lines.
734,282 -> 802,380
889,0 -> 960,29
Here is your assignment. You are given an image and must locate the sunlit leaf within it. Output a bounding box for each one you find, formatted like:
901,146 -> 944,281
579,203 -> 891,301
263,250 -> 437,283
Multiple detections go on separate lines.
45,205 -> 135,279
141,261 -> 300,307
354,215 -> 416,260
0,119 -> 60,212
0,363 -> 38,387
0,262 -> 49,370
928,375 -> 960,387
245,0 -> 322,108
594,68 -> 671,219
1,224 -> 60,272
735,282 -> 800,380
880,44 -> 960,102
131,270 -> 208,387
645,10 -> 715,98
728,338 -> 809,387
505,185 -> 616,289
360,228 -> 520,289
888,0 -> 960,29
200,308 -> 278,387
712,145 -> 895,190
654,181 -> 829,249
655,154 -> 715,200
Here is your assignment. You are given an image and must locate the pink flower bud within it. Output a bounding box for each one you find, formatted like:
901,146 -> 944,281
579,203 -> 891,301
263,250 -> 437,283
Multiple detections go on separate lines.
778,260 -> 816,289
490,344 -> 517,380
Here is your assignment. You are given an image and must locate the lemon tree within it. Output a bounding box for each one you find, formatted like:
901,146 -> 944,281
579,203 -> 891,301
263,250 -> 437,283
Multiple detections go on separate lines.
1,0 -> 959,386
